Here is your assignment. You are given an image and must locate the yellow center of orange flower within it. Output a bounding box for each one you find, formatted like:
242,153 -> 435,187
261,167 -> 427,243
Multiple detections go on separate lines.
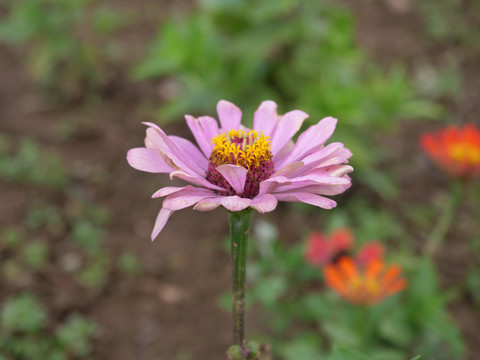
448,143 -> 480,166
207,129 -> 274,198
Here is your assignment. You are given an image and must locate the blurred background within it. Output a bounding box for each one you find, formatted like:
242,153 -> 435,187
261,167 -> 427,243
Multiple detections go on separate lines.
0,0 -> 479,359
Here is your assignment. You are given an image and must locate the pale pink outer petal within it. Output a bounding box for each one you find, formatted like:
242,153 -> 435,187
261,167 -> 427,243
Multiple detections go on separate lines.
143,123 -> 205,177
253,100 -> 279,137
258,174 -> 351,195
290,143 -> 353,178
193,197 -> 223,211
162,186 -> 217,211
274,192 -> 337,209
151,208 -> 173,241
169,135 -> 208,173
270,110 -> 309,155
126,148 -> 171,173
169,170 -> 227,192
276,182 -> 352,196
273,140 -> 294,169
271,162 -> 305,177
267,175 -> 350,194
323,165 -> 354,177
217,100 -> 242,130
250,194 -> 278,213
221,196 -> 252,211
275,117 -> 338,169
258,176 -> 291,195
151,186 -> 187,199
185,115 -> 219,158
216,164 -> 248,195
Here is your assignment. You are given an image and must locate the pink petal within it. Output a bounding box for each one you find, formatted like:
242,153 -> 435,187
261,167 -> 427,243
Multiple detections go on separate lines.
169,170 -> 227,192
276,117 -> 337,168
151,208 -> 173,241
127,148 -> 171,173
193,196 -> 223,211
163,186 -> 216,211
277,182 -> 352,196
322,165 -> 354,177
273,140 -> 295,169
217,100 -> 242,131
259,174 -> 350,195
274,192 -> 337,209
258,176 -> 292,195
290,143 -> 352,178
169,135 -> 208,173
251,194 -> 278,213
221,196 -> 251,211
147,125 -> 205,177
185,115 -> 219,158
270,110 -> 309,155
272,162 -> 305,177
216,164 -> 248,195
152,186 -> 187,199
253,100 -> 279,137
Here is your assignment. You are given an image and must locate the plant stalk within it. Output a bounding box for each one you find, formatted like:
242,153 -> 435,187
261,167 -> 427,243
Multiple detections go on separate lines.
228,209 -> 255,353
425,180 -> 463,256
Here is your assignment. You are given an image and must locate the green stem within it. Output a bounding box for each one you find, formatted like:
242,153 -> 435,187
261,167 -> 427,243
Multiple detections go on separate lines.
425,180 -> 463,256
228,209 -> 255,352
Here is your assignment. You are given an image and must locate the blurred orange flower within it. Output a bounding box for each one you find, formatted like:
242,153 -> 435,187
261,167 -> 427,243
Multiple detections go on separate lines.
421,124 -> 480,178
324,257 -> 407,305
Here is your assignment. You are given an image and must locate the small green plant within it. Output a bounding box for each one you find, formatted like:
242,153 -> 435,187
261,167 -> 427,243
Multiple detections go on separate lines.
419,0 -> 480,52
1,293 -> 47,333
21,241 -> 49,270
0,135 -> 68,188
56,313 -> 98,357
0,293 -> 97,359
117,252 -> 141,275
1,227 -> 23,249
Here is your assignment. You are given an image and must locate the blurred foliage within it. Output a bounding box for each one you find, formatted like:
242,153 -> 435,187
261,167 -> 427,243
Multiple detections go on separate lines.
133,0 -> 441,195
419,0 -> 480,52
0,132 -> 142,358
0,294 -> 97,359
466,236 -> 480,306
243,219 -> 465,360
0,135 -> 68,188
0,0 -> 128,99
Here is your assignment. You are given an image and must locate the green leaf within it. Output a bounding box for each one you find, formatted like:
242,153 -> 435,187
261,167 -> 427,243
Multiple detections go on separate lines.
253,276 -> 287,306
1,293 -> 47,333
329,345 -> 368,360
280,334 -> 322,360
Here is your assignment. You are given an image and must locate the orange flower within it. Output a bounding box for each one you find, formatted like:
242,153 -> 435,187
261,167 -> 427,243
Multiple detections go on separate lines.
324,257 -> 407,305
421,124 -> 480,178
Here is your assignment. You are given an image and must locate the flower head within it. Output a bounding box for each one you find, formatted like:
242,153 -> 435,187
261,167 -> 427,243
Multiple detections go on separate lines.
324,257 -> 407,305
305,228 -> 384,267
305,228 -> 353,266
421,124 -> 480,178
127,100 -> 353,240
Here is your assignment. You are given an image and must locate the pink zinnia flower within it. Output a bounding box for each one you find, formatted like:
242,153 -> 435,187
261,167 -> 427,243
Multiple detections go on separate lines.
305,228 -> 353,266
356,242 -> 385,266
305,227 -> 384,267
127,100 -> 353,240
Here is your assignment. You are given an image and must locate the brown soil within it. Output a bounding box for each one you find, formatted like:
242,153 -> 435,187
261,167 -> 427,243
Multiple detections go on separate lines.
0,0 -> 479,359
